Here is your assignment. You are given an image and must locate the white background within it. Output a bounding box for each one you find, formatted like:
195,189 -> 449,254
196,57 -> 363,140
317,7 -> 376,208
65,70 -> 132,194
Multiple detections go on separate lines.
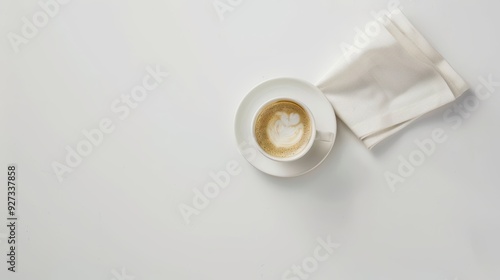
1,0 -> 500,279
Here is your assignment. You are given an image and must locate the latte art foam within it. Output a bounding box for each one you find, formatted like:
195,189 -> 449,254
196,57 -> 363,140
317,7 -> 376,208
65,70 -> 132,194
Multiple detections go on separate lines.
254,100 -> 312,158
267,112 -> 304,148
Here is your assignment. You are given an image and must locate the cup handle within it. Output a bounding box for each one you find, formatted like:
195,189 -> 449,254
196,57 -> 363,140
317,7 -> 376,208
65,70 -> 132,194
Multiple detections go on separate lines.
315,131 -> 335,142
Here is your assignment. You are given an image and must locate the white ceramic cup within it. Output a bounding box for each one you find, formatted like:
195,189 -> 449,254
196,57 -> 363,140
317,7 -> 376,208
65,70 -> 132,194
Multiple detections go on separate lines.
252,97 -> 334,162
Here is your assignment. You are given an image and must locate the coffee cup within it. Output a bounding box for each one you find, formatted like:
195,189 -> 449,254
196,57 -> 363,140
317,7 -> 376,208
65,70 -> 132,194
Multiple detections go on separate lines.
252,97 -> 334,162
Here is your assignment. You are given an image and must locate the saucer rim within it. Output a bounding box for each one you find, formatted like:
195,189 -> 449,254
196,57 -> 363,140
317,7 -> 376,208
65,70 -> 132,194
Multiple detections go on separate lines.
234,77 -> 337,177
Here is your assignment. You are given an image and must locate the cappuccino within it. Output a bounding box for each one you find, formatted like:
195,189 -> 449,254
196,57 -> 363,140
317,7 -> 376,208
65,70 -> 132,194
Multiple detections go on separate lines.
254,100 -> 312,159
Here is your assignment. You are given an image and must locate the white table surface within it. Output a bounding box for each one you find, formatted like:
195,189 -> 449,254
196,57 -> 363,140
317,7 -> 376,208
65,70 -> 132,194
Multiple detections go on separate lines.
1,0 -> 500,279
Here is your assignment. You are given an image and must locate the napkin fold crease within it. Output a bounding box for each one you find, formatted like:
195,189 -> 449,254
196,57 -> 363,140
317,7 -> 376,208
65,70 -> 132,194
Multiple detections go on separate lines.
317,9 -> 468,149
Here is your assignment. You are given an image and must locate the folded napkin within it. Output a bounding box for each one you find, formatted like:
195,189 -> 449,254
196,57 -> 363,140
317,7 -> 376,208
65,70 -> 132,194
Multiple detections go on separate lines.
317,9 -> 468,149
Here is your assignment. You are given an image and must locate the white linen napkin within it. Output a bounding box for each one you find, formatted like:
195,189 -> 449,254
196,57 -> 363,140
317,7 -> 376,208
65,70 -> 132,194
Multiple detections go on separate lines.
317,9 -> 468,149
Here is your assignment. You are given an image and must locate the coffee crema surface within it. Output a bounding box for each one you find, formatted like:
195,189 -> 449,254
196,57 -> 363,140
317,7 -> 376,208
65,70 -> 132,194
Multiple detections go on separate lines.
254,100 -> 312,158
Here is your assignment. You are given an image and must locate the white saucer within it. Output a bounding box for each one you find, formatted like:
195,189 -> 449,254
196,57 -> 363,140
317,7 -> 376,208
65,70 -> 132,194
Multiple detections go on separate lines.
234,78 -> 337,177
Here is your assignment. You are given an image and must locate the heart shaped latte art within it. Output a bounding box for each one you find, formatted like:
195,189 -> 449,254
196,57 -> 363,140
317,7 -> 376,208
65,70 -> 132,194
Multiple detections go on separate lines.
267,112 -> 304,148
